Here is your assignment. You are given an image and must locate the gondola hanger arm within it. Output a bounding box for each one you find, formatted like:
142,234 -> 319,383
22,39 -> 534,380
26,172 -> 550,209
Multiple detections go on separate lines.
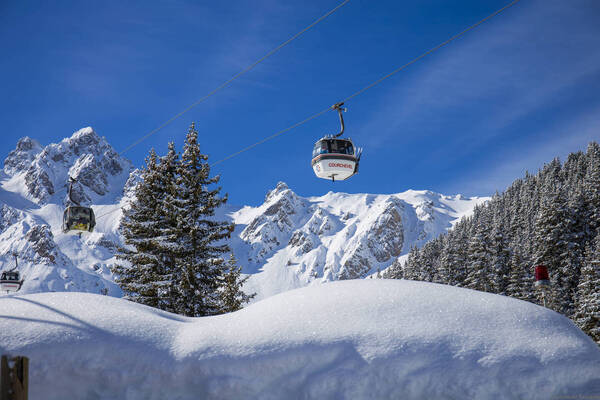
332,102 -> 346,138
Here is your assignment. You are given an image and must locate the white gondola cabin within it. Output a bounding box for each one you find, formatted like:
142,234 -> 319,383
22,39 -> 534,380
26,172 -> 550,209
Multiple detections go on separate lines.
0,271 -> 22,293
311,137 -> 359,181
311,103 -> 361,182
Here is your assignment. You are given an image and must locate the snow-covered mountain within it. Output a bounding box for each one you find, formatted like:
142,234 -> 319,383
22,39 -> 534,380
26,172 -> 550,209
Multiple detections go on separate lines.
231,182 -> 487,301
0,128 -> 488,300
0,127 -> 132,296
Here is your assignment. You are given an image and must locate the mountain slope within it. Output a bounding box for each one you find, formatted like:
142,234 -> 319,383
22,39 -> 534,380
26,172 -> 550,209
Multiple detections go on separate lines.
232,182 -> 488,300
0,127 -> 132,296
0,129 -> 487,300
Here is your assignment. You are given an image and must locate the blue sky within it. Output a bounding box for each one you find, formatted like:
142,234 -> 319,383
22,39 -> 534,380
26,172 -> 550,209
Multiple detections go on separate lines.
1,0 -> 599,206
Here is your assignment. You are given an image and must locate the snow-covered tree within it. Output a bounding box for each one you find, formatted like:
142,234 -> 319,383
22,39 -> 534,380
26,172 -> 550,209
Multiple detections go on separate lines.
168,123 -> 235,316
219,253 -> 256,313
505,249 -> 534,302
114,123 -> 252,317
113,149 -> 173,309
465,223 -> 492,292
573,236 -> 600,343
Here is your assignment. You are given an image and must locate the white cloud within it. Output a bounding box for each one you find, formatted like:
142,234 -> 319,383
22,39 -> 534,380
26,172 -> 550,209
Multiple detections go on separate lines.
446,106 -> 600,195
356,0 -> 600,152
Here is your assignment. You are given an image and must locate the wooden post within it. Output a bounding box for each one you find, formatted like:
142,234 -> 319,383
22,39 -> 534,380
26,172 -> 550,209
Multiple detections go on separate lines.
1,356 -> 28,400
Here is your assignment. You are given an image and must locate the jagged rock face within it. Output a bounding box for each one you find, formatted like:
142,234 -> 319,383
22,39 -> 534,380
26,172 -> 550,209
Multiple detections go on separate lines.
240,182 -> 308,263
3,137 -> 43,176
3,127 -> 131,205
24,224 -> 60,265
235,187 -> 488,301
288,231 -> 315,255
0,204 -> 24,235
336,199 -> 405,280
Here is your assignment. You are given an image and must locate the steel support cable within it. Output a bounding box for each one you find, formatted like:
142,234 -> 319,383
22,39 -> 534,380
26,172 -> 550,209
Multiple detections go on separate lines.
96,0 -> 522,221
55,0 -> 350,215
210,0 -> 522,167
118,0 -> 351,156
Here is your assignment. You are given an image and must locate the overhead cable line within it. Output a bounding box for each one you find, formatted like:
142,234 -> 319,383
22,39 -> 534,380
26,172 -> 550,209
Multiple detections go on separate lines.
118,0 -> 351,156
52,0 -> 350,209
210,0 -> 522,167
96,0 -> 521,221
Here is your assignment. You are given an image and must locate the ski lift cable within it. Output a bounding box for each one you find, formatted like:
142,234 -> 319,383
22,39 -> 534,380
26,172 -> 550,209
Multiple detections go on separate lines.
95,0 -> 522,222
118,0 -> 351,157
48,0 -> 350,201
210,0 -> 522,167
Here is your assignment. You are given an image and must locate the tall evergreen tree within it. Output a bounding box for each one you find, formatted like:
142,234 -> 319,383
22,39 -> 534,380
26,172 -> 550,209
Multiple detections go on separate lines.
113,149 -> 173,309
533,189 -> 573,313
113,123 -> 252,317
219,254 -> 256,313
505,249 -> 534,302
465,223 -> 492,292
170,123 -> 235,316
573,235 -> 600,343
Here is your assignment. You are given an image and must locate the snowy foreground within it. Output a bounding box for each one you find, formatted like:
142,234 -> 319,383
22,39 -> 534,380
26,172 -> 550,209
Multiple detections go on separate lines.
1,280 -> 599,400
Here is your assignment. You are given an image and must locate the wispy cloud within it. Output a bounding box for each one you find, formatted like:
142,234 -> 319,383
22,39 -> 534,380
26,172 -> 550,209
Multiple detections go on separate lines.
356,0 -> 600,150
447,105 -> 600,195
354,0 -> 600,196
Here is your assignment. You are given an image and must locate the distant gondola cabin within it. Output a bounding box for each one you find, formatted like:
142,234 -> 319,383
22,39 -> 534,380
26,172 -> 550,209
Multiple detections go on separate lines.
62,206 -> 96,233
0,271 -> 21,293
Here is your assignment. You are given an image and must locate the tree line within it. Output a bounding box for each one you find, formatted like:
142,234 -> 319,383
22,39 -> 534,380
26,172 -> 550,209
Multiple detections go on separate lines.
384,142 -> 600,344
111,124 -> 254,317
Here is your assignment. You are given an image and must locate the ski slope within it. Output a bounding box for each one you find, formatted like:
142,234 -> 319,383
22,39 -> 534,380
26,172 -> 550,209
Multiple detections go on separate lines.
1,280 -> 598,399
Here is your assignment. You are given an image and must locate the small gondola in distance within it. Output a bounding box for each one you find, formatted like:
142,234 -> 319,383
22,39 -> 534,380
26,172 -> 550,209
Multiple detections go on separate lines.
0,254 -> 23,293
62,177 -> 96,234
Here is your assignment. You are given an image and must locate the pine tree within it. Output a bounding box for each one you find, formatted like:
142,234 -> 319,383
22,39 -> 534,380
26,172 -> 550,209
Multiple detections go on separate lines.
585,142 -> 600,233
505,249 -> 533,301
113,149 -> 173,309
533,189 -> 573,313
220,254 -> 256,313
573,236 -> 600,344
155,142 -> 181,314
402,246 -> 420,281
169,123 -> 235,317
465,223 -> 492,292
113,124 -> 252,317
489,212 -> 510,294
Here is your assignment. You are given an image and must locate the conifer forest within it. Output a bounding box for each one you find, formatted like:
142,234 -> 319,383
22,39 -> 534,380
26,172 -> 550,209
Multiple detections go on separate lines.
384,142 -> 600,344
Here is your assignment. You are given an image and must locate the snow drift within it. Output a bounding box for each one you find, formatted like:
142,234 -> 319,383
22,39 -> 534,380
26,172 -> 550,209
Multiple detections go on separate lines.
1,280 -> 598,399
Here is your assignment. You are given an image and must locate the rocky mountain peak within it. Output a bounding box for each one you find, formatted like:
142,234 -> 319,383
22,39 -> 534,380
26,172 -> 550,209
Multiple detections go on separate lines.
3,136 -> 43,176
3,127 -> 133,205
265,181 -> 290,202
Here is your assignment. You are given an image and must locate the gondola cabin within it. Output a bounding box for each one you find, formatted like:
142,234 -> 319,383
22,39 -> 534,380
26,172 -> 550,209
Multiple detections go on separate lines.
62,205 -> 96,234
0,271 -> 22,293
311,137 -> 359,181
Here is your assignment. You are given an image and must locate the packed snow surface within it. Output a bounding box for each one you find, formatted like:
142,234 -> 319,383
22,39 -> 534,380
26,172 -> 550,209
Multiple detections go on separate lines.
1,280 -> 599,399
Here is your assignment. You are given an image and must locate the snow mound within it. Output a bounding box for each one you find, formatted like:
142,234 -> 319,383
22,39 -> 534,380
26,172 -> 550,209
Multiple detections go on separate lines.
1,280 -> 598,399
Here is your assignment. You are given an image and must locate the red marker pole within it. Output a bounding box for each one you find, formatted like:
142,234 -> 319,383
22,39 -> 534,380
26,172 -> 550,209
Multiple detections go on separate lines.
534,265 -> 550,307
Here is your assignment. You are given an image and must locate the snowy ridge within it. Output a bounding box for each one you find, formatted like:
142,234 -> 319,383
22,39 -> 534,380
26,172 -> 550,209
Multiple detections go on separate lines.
1,280 -> 599,399
232,183 -> 488,301
0,130 -> 487,300
0,128 -> 132,295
